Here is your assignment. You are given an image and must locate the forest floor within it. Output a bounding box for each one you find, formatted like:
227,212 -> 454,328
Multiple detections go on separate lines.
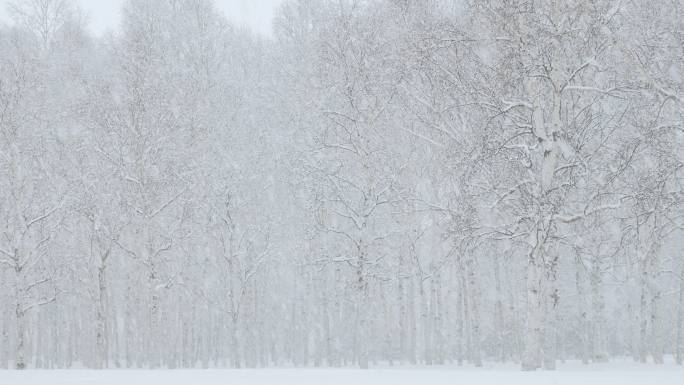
1,359 -> 683,384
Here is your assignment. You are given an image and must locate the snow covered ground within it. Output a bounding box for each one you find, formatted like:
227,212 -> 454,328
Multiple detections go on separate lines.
1,361 -> 683,385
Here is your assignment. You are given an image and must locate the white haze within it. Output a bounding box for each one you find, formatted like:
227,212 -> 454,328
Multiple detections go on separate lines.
0,0 -> 682,378
0,0 -> 285,36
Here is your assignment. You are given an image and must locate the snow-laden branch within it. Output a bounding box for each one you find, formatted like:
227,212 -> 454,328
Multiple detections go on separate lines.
149,184 -> 192,219
500,99 -> 534,112
0,247 -> 13,258
399,126 -> 445,148
25,277 -> 50,292
490,180 -> 535,209
22,296 -> 57,313
555,203 -> 622,224
25,205 -> 60,229
559,59 -> 599,92
564,85 -> 624,97
0,257 -> 14,267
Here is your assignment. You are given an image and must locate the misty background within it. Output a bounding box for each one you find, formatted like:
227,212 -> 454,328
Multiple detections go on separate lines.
0,0 -> 682,373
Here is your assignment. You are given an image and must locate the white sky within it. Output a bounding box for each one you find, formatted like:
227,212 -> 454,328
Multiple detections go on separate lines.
0,0 -> 285,36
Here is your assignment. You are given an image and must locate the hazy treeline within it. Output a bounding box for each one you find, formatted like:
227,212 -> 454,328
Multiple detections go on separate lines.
0,0 -> 682,370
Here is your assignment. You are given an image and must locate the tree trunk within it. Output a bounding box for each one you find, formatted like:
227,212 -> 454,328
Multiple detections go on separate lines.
231,313 -> 240,368
590,256 -> 607,362
398,253 -> 406,363
1,301 -> 8,369
493,252 -> 505,362
432,267 -> 444,365
575,254 -> 590,364
15,304 -> 26,370
356,240 -> 369,369
149,274 -> 161,368
408,271 -> 417,365
420,271 -> 431,365
522,243 -> 544,371
543,250 -> 559,370
676,257 -> 684,365
649,249 -> 664,364
96,258 -> 109,368
456,265 -> 465,366
14,262 -> 26,370
638,253 -> 649,363
466,255 -> 482,367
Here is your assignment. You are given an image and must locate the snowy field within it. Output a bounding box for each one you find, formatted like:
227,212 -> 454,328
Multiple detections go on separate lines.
1,362 -> 683,385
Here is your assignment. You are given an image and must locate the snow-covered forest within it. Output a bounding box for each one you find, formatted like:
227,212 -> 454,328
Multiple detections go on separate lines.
0,0 -> 682,372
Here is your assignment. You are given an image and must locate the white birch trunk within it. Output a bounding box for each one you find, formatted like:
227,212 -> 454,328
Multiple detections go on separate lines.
456,266 -> 465,366
356,237 -> 370,369
408,271 -> 417,365
493,252 -> 505,362
466,255 -> 482,367
649,248 -> 664,364
542,255 -> 558,370
420,271 -> 431,365
590,256 -> 607,362
1,296 -> 8,369
522,241 -> 544,371
575,254 -> 590,364
638,252 -> 649,363
15,290 -> 26,370
432,267 -> 444,365
95,251 -> 109,369
398,252 -> 407,363
676,257 -> 684,365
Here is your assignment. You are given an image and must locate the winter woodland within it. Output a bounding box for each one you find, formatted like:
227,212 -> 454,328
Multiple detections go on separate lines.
0,0 -> 682,372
